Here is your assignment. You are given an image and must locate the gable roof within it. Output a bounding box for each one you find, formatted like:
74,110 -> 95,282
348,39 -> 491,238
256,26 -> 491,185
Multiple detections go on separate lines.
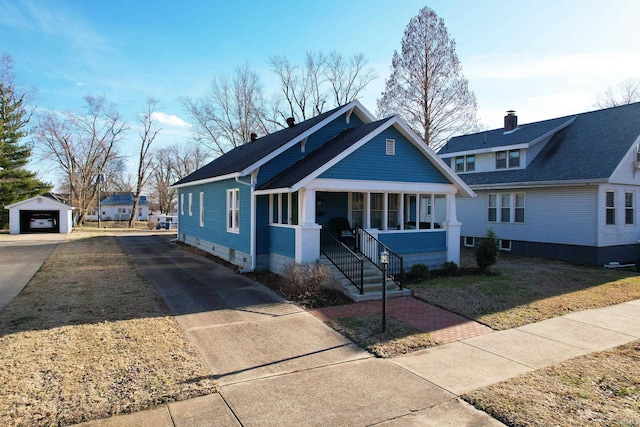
101,194 -> 148,206
257,118 -> 395,191
441,102 -> 640,187
5,194 -> 74,210
256,114 -> 474,197
172,101 -> 376,187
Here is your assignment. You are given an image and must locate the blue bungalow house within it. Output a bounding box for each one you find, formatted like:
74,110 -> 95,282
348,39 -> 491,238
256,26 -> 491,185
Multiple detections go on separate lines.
172,101 -> 473,297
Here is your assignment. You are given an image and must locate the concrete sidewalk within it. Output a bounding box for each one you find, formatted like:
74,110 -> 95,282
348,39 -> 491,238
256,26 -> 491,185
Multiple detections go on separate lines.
75,235 -> 640,426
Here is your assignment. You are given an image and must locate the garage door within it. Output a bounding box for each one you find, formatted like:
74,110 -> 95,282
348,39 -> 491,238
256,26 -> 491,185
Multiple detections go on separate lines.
19,210 -> 60,233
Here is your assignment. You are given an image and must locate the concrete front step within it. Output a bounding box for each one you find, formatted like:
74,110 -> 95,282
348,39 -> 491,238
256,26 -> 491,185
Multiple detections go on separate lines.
320,255 -> 410,302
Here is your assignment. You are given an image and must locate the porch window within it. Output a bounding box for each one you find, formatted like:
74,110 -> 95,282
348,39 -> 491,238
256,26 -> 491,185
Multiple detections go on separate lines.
351,192 -> 364,228
199,192 -> 204,227
626,192 -> 635,225
606,191 -> 615,225
387,193 -> 399,229
370,193 -> 384,229
227,188 -> 240,233
269,192 -> 298,225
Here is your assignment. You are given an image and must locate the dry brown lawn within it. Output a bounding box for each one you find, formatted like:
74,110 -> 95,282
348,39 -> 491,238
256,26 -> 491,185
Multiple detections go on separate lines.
463,340 -> 640,426
0,232 -> 217,427
411,250 -> 640,330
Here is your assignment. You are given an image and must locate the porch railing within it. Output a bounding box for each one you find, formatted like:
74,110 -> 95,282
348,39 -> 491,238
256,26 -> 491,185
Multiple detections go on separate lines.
355,226 -> 405,288
320,231 -> 364,294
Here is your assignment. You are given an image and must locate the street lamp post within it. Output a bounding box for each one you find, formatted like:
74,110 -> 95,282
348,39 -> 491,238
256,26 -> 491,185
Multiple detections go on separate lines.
380,249 -> 389,333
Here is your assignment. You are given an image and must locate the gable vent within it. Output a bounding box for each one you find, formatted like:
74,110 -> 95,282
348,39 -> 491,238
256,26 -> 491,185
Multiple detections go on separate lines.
386,139 -> 395,156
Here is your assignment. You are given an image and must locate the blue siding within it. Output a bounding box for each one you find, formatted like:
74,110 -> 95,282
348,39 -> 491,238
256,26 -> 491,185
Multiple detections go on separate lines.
316,192 -> 348,232
269,226 -> 295,258
320,127 -> 450,184
178,180 -> 250,253
257,113 -> 365,187
255,195 -> 270,256
379,231 -> 447,254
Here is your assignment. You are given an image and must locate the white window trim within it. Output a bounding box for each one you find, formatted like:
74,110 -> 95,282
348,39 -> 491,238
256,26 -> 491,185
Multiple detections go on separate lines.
180,193 -> 184,215
488,192 -> 525,223
605,190 -> 616,226
464,236 -> 475,247
227,188 -> 240,233
199,192 -> 204,227
625,191 -> 635,225
499,239 -> 512,251
188,193 -> 193,216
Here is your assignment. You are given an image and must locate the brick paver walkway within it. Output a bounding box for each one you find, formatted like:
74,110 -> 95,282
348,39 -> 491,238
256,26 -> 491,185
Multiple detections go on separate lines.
309,296 -> 493,344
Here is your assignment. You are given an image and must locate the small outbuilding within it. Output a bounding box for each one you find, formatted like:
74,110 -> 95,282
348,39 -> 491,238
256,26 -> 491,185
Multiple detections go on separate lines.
5,194 -> 74,234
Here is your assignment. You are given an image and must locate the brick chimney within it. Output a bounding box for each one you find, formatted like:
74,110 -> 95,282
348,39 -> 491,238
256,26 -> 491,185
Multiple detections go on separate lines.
504,110 -> 517,131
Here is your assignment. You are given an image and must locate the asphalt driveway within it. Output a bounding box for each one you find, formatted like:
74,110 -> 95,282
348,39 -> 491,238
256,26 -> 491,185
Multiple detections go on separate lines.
0,233 -> 66,312
119,234 -> 501,426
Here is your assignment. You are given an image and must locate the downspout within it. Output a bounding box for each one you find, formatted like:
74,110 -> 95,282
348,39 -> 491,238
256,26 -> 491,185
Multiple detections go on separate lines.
236,174 -> 257,273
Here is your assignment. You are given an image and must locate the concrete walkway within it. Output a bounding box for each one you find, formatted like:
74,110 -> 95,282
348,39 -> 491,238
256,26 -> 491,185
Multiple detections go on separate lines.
72,234 -> 640,426
0,233 -> 67,312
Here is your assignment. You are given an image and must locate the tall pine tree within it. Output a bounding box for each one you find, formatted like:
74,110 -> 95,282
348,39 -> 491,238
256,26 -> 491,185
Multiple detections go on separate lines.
0,54 -> 51,228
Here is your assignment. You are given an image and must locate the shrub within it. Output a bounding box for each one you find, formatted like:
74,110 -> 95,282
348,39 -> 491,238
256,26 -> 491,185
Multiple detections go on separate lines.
475,228 -> 499,273
409,263 -> 429,282
279,262 -> 333,299
442,261 -> 459,276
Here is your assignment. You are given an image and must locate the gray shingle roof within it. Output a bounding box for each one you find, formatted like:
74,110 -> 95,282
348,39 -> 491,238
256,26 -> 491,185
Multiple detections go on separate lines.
101,194 -> 148,205
257,118 -> 395,190
173,106 -> 344,186
443,102 -> 640,186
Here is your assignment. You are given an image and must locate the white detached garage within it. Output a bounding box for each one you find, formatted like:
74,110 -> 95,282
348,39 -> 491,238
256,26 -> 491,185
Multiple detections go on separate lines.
5,195 -> 74,234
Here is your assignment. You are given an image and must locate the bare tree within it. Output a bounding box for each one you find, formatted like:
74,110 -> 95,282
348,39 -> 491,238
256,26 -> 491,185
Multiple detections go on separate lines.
34,95 -> 128,224
594,79 -> 640,108
325,52 -> 376,107
377,6 -> 479,150
128,98 -> 161,228
149,142 -> 210,214
270,51 -> 375,125
181,64 -> 267,157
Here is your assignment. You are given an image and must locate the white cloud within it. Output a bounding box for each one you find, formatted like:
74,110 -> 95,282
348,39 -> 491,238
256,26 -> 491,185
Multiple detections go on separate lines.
151,112 -> 191,128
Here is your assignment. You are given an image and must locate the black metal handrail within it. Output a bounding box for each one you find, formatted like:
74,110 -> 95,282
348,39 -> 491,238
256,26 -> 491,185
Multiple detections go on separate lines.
355,226 -> 405,288
320,231 -> 364,294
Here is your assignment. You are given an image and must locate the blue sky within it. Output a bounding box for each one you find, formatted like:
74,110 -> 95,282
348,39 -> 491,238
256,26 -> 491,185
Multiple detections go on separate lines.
2,0 -> 639,184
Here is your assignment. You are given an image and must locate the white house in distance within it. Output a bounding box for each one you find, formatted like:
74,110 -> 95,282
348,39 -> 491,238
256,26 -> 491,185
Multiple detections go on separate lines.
439,102 -> 640,266
87,193 -> 149,222
5,194 -> 74,234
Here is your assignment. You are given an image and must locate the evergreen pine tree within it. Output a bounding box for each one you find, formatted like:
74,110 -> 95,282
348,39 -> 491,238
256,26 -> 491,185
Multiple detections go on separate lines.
0,54 -> 51,228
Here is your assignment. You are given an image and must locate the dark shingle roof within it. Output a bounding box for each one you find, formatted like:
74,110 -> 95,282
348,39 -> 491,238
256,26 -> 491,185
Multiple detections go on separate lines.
444,102 -> 640,186
101,194 -> 148,205
257,118 -> 395,190
173,106 -> 344,186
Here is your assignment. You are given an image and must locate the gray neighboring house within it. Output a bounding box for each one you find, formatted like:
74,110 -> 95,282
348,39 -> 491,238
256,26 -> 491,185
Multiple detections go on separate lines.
438,102 -> 640,265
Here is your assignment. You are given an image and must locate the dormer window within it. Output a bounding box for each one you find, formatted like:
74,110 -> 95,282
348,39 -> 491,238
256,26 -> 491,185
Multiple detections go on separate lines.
496,150 -> 520,169
455,155 -> 475,172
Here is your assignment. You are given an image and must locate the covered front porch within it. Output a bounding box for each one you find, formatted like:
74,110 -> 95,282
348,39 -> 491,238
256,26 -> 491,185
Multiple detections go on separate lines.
260,179 -> 463,278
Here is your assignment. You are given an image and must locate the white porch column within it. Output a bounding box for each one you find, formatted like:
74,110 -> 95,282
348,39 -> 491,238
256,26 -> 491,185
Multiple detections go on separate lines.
296,188 -> 321,264
299,188 -> 317,226
444,193 -> 461,265
295,224 -> 322,263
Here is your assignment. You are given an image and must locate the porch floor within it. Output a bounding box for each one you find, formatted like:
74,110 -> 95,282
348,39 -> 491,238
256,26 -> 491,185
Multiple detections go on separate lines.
308,296 -> 493,344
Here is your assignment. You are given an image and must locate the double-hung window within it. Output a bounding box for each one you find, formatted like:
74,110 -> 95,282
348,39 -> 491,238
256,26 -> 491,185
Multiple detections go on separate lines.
488,192 -> 525,223
496,150 -> 520,169
455,155 -> 475,172
626,192 -> 635,225
606,191 -> 616,225
180,194 -> 184,215
188,193 -> 193,216
227,189 -> 240,232
199,192 -> 204,227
